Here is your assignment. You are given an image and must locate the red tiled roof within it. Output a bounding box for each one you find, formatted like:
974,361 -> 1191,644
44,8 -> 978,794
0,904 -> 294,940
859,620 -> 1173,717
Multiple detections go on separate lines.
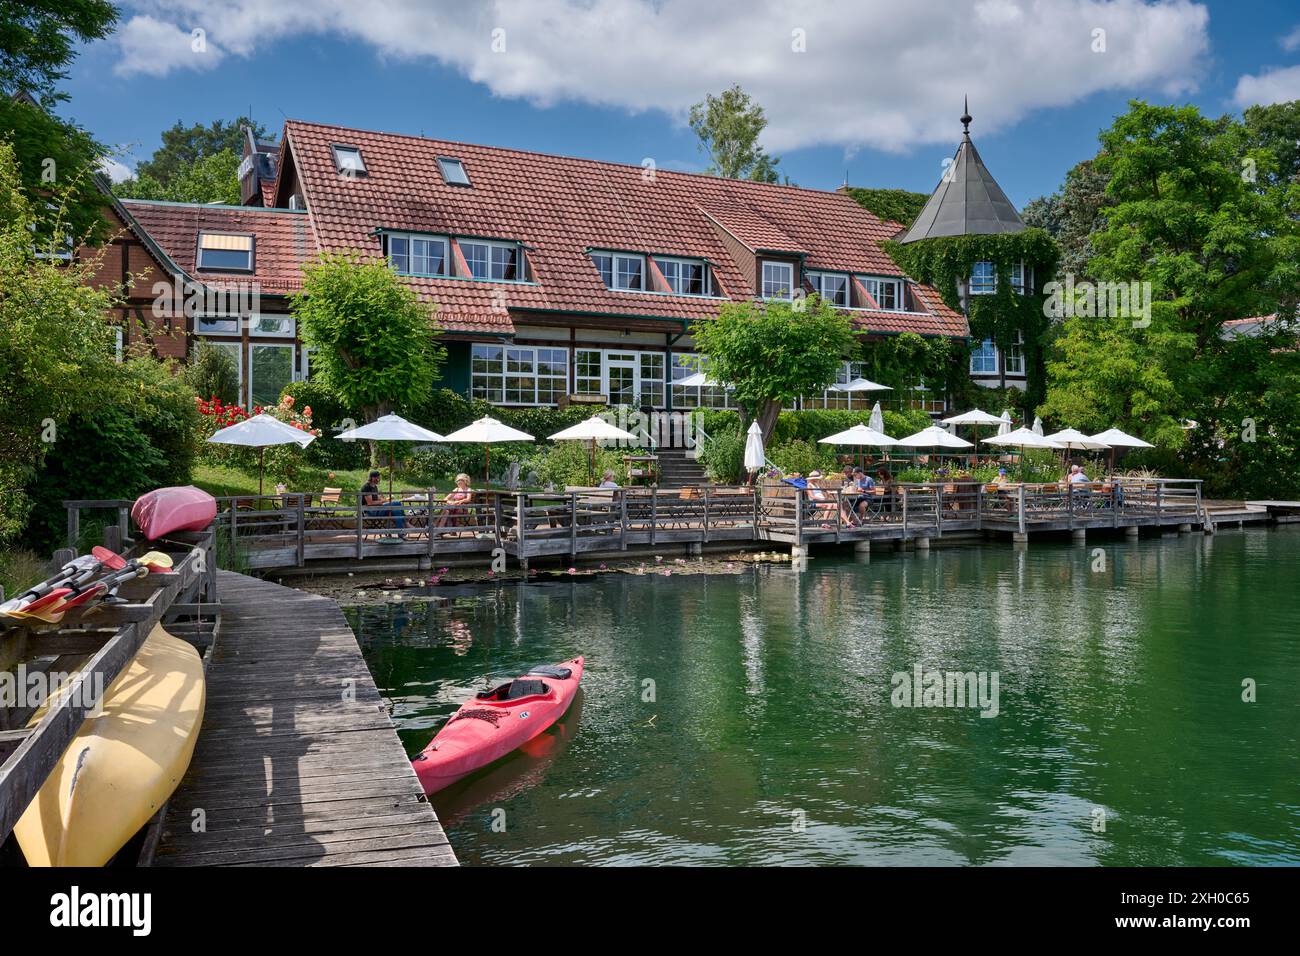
906,285 -> 968,336
282,119 -> 962,337
120,200 -> 313,296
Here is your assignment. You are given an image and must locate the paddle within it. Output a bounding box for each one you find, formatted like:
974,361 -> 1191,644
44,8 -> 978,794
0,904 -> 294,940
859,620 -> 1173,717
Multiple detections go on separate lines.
0,553 -> 101,614
17,563 -> 152,624
1,551 -> 171,625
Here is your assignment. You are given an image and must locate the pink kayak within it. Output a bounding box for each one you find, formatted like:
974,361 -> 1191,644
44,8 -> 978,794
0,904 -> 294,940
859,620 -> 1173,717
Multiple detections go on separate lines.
412,657 -> 584,795
132,486 -> 217,540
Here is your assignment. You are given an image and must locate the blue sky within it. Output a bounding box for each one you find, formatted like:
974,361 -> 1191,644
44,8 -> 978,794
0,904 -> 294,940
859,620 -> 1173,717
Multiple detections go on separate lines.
61,0 -> 1300,208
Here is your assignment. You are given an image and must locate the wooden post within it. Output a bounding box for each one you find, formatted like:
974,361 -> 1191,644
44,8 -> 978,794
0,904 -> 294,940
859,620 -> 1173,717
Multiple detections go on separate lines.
976,483 -> 984,531
516,493 -> 526,557
619,491 -> 628,550
1113,482 -> 1119,528
355,492 -> 364,559
935,487 -> 943,537
650,487 -> 658,546
703,486 -> 711,543
1017,484 -> 1026,535
569,491 -> 577,558
901,489 -> 908,538
834,489 -> 841,542
426,489 -> 436,559
117,505 -> 130,545
752,486 -> 760,538
795,488 -> 805,547
102,524 -> 122,554
295,494 -> 306,567
1067,483 -> 1074,530
66,506 -> 79,551
230,503 -> 238,556
1156,482 -> 1164,519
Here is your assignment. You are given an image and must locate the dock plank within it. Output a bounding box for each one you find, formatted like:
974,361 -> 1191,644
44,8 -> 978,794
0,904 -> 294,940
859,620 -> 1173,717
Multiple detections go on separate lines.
154,571 -> 456,867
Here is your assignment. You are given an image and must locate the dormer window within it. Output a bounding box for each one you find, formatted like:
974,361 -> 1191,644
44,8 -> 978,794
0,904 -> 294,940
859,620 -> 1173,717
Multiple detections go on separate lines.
197,232 -> 253,272
386,232 -> 448,277
591,252 -> 643,291
807,271 -> 848,307
971,261 -> 996,295
761,261 -> 794,300
461,239 -> 519,280
860,276 -> 902,311
654,257 -> 709,295
331,145 -> 366,177
437,157 -> 471,186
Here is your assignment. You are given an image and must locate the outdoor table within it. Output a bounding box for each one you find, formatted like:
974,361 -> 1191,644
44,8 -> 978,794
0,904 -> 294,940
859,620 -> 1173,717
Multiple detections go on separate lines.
623,455 -> 658,486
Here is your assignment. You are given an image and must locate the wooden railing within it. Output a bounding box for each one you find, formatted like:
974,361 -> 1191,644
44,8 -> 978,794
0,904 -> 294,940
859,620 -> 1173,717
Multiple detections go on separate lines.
82,477 -> 1205,572
0,525 -> 217,850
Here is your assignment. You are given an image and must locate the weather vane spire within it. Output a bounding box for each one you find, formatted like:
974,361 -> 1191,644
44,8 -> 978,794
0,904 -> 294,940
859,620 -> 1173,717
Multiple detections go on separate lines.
961,96 -> 972,137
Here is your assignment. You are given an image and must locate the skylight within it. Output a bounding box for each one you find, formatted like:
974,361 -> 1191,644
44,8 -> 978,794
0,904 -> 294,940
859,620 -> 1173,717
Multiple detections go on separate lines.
331,144 -> 366,177
197,232 -> 253,272
438,157 -> 471,186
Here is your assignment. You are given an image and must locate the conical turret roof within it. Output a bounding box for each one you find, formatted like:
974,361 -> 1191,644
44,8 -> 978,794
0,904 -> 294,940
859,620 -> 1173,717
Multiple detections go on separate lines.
898,103 -> 1025,244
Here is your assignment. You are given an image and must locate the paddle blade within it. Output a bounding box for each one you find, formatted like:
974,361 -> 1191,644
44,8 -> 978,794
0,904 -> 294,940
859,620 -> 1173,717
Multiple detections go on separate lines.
14,588 -> 72,615
6,589 -> 72,623
91,546 -> 127,571
139,551 -> 173,571
48,583 -> 107,613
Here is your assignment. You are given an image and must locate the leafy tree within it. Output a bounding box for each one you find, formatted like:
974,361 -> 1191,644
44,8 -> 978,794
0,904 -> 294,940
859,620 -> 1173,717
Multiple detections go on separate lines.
0,141 -> 118,545
116,147 -> 242,205
290,252 -> 446,463
1243,100 -> 1300,187
690,296 -> 855,439
0,0 -> 118,106
1040,101 -> 1300,494
843,187 -> 929,227
132,116 -> 267,188
688,85 -> 783,183
1021,158 -> 1109,282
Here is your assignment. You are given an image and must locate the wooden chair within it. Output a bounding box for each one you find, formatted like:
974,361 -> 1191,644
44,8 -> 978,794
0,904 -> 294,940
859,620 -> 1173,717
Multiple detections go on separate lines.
320,487 -> 342,506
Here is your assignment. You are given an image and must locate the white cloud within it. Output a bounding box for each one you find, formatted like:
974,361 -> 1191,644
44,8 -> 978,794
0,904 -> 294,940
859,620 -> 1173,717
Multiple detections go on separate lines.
1282,25 -> 1300,52
113,0 -> 1210,151
1233,64 -> 1300,109
114,14 -> 224,76
97,155 -> 135,183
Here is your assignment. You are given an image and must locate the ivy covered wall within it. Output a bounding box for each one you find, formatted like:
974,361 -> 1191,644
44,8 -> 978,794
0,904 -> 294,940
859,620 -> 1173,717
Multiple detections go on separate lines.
882,230 -> 1059,408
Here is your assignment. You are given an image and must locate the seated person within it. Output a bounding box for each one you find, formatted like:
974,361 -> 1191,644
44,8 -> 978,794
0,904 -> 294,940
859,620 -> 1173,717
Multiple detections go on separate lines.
847,466 -> 876,518
806,470 -> 858,526
435,473 -> 475,532
994,467 -> 1011,487
1067,464 -> 1091,485
361,469 -> 406,540
598,469 -> 620,489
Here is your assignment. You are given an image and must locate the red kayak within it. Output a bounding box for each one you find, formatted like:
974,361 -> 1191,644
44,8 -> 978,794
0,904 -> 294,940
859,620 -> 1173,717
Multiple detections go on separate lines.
132,486 -> 217,540
412,657 -> 584,795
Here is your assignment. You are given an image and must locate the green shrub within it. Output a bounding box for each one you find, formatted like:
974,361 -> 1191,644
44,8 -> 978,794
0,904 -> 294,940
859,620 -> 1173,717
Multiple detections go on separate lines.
529,441 -> 629,488
184,341 -> 239,404
698,428 -> 746,483
769,438 -> 836,476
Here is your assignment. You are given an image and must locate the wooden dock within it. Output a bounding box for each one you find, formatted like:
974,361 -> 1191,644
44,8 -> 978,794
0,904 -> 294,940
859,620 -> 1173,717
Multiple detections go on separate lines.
153,571 -> 456,867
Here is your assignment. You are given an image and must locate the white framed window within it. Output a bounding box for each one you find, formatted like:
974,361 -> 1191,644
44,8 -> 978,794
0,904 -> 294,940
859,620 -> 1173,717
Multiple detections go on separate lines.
654,257 -> 709,296
639,352 -> 666,407
197,232 -> 253,272
671,353 -> 731,409
203,339 -> 244,397
804,361 -> 872,410
860,276 -> 903,311
971,261 -> 996,295
1005,331 -> 1025,375
969,339 -> 998,374
386,233 -> 448,277
575,349 -> 603,395
1011,261 -> 1028,295
331,144 -> 366,176
249,314 -> 295,337
248,342 -> 295,409
196,314 -> 241,335
761,261 -> 795,300
472,344 -> 567,405
807,271 -> 848,307
461,239 -> 519,281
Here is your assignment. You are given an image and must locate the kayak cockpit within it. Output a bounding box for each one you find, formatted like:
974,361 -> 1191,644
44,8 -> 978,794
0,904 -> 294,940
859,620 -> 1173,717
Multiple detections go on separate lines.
476,678 -> 552,703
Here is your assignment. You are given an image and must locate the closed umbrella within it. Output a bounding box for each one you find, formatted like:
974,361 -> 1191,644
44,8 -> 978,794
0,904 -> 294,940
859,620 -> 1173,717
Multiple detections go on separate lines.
1031,416 -> 1044,436
868,402 -> 886,434
743,421 -> 767,475
443,416 -> 535,485
336,414 -> 446,497
208,413 -> 315,496
998,409 -> 1013,436
548,415 -> 639,485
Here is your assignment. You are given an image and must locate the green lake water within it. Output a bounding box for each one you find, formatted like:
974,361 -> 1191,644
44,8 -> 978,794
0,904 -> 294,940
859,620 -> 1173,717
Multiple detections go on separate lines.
346,528 -> 1300,866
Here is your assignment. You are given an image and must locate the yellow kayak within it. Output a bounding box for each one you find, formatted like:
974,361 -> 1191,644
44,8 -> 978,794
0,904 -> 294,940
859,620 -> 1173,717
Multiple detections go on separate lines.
15,624 -> 205,867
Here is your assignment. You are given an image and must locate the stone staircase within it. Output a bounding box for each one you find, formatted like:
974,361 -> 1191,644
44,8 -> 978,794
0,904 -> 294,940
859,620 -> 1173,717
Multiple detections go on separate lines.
655,445 -> 708,487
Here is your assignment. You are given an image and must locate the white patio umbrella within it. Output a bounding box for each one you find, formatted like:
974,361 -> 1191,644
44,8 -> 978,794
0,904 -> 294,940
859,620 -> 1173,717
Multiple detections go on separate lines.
208,413 -> 316,496
982,427 -> 1063,480
895,425 -> 973,466
819,423 -> 897,471
443,416 -> 535,485
998,409 -> 1013,436
336,414 -> 446,497
942,408 -> 1005,426
1044,428 -> 1111,452
1089,427 -> 1154,472
743,421 -> 766,475
829,377 -> 892,393
548,415 -> 639,485
868,402 -> 886,434
676,371 -> 729,389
